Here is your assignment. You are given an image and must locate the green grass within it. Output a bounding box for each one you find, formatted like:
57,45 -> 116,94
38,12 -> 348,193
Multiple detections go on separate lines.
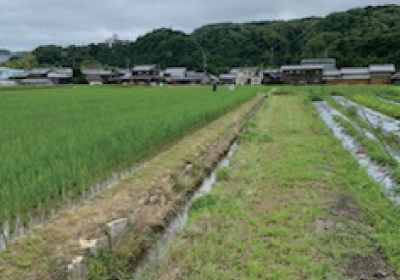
0,85 -> 264,229
134,94 -> 400,279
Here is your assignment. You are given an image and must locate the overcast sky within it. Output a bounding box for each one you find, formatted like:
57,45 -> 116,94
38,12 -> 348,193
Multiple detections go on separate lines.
1,0 -> 398,51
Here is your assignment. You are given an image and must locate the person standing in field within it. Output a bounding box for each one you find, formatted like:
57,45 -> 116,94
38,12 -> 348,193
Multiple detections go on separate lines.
229,83 -> 236,92
212,81 -> 218,92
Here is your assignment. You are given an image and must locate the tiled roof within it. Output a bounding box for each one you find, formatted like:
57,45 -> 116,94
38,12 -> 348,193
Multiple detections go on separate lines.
340,68 -> 370,75
369,65 -> 396,73
281,65 -> 325,71
132,65 -> 157,71
82,69 -> 112,76
220,74 -> 237,80
29,68 -> 51,75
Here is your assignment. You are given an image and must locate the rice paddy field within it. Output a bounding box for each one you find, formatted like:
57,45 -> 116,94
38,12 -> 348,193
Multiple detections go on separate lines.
0,85 -> 262,229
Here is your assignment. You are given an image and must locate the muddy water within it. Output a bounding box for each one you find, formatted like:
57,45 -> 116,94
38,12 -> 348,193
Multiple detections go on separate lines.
133,141 -> 238,279
314,101 -> 400,202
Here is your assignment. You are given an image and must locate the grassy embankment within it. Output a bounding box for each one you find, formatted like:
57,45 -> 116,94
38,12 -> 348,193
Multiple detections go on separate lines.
141,94 -> 400,280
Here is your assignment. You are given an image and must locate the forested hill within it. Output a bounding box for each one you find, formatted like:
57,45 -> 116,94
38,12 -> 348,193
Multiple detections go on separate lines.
4,4 -> 400,73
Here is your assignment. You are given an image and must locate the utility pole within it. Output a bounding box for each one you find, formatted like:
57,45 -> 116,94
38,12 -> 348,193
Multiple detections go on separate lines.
269,46 -> 274,67
202,50 -> 208,74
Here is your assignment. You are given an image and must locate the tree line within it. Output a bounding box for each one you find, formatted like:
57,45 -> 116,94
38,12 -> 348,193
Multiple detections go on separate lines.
4,4 -> 400,74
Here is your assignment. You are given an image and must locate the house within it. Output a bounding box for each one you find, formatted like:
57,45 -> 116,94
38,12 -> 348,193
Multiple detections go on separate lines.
8,70 -> 29,81
0,68 -> 18,86
392,72 -> 400,84
338,67 -> 371,85
301,58 -> 337,70
82,69 -> 114,85
47,68 -> 73,84
28,68 -> 52,78
164,67 -> 187,79
19,78 -> 53,86
127,65 -> 161,85
264,69 -> 282,84
132,65 -> 159,76
235,67 -> 263,86
323,69 -> 342,83
219,74 -> 237,85
281,65 -> 324,85
86,74 -> 103,86
369,65 -> 396,84
169,71 -> 210,85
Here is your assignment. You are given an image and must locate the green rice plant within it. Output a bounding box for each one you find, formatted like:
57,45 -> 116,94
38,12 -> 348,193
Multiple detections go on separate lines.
0,85 -> 264,230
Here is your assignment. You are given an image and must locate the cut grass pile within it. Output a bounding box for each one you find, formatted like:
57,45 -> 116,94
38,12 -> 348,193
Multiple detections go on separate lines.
0,85 -> 262,229
136,95 -> 400,280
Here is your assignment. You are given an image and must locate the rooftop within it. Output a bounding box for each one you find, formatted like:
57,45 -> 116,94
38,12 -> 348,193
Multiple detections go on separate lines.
341,67 -> 370,75
82,69 -> 113,76
369,65 -> 396,73
132,65 -> 157,72
301,58 -> 336,64
164,67 -> 187,76
220,74 -> 237,80
281,64 -> 325,71
29,68 -> 52,75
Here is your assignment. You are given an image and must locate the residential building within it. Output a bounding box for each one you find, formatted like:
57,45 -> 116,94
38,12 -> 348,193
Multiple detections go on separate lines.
47,68 -> 73,84
301,58 -> 337,70
164,67 -> 187,79
219,74 -> 237,85
132,65 -> 159,76
82,69 -> 115,84
116,65 -> 160,85
19,78 -> 53,86
369,65 -> 396,84
28,68 -> 52,78
235,67 -> 263,86
169,71 -> 210,85
264,69 -> 282,84
323,69 -> 342,83
281,65 -> 324,85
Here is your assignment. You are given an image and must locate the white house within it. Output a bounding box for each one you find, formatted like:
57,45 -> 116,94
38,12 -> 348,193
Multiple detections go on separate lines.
235,67 -> 264,86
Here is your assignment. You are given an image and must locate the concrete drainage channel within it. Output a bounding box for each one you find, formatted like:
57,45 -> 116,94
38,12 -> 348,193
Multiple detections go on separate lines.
133,141 -> 238,279
66,95 -> 267,280
67,142 -> 239,280
314,101 -> 400,202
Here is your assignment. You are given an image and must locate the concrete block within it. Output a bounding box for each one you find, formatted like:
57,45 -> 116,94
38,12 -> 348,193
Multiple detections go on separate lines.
67,256 -> 85,280
79,238 -> 98,257
106,218 -> 129,246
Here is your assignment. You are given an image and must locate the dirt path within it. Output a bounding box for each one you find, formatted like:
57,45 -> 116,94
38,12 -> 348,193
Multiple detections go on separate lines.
145,95 -> 398,280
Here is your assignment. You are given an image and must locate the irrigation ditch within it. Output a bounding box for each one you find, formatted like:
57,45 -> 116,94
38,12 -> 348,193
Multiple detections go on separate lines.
314,99 -> 400,203
62,94 -> 267,280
